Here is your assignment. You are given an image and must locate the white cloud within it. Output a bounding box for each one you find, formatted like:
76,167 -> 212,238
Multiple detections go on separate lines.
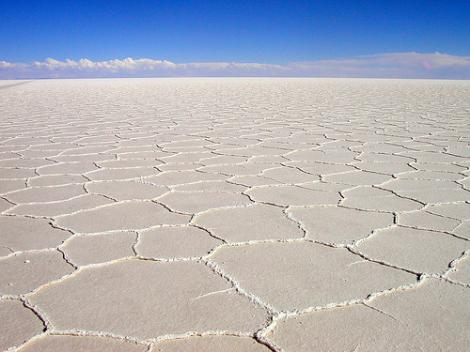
288,52 -> 470,78
0,61 -> 19,69
30,57 -> 284,73
1,52 -> 470,79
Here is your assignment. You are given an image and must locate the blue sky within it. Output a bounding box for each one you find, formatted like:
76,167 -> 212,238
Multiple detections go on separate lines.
1,0 -> 470,79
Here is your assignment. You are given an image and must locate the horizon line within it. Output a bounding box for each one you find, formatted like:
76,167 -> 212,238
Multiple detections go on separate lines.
2,52 -> 470,80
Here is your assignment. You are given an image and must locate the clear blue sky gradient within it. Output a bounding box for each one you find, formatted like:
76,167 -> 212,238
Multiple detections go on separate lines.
1,0 -> 469,63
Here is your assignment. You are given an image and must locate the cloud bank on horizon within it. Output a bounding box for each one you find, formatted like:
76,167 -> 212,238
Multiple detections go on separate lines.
1,52 -> 470,80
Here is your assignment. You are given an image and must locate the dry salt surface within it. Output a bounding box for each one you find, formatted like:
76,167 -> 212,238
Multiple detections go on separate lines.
0,78 -> 470,352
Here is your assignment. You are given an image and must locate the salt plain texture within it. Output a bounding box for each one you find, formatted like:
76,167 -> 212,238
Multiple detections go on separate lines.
0,78 -> 469,351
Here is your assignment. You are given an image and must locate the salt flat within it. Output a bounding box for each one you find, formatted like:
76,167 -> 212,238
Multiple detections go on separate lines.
0,78 -> 469,351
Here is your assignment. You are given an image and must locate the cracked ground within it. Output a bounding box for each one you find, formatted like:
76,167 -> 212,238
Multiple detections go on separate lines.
0,78 -> 469,352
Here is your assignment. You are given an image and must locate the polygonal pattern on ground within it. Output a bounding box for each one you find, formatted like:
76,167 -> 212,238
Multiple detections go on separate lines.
1,79 -> 469,351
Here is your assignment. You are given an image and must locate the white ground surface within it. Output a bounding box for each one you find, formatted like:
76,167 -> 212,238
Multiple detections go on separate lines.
0,78 -> 469,351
